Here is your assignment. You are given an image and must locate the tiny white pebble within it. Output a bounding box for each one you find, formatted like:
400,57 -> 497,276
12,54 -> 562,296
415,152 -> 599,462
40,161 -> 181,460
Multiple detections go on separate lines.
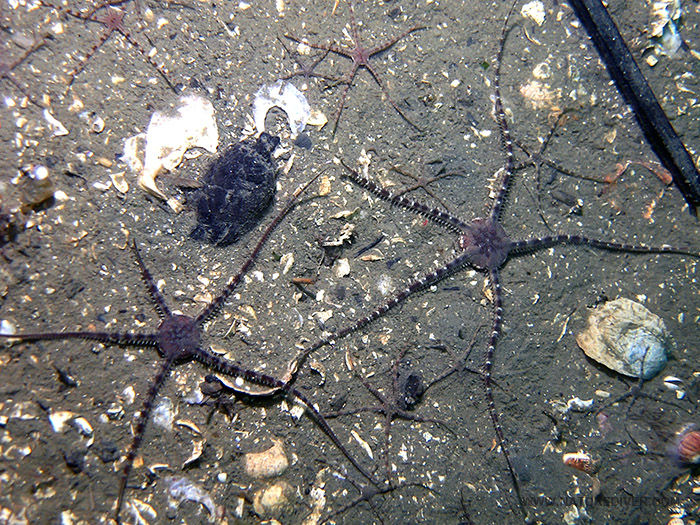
0,320 -> 16,335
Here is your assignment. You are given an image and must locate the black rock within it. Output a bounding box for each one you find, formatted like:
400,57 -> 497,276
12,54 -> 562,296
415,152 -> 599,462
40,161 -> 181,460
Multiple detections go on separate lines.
191,133 -> 280,246
64,449 -> 86,474
96,439 -> 120,463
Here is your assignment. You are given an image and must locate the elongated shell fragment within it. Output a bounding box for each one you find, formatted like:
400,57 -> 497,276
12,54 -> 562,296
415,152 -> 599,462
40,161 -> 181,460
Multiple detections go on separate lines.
562,452 -> 598,475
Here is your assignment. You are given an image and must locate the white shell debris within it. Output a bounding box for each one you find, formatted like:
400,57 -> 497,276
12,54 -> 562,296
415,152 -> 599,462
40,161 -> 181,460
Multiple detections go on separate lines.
649,0 -> 683,58
0,320 -> 16,336
663,375 -> 682,391
521,0 -> 545,26
43,109 -> 69,136
165,476 -> 219,521
244,439 -> 289,478
182,439 -> 205,469
575,298 -> 670,380
134,94 -> 218,209
332,258 -> 350,278
128,498 -> 158,524
252,481 -> 292,518
553,396 -> 594,415
152,397 -> 176,430
280,252 -> 294,275
252,80 -> 310,138
49,410 -> 75,433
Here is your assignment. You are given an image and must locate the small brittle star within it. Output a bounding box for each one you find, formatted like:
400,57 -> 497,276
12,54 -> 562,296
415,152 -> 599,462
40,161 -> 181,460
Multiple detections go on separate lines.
287,1 -> 424,134
325,347 -> 452,482
42,1 -> 176,91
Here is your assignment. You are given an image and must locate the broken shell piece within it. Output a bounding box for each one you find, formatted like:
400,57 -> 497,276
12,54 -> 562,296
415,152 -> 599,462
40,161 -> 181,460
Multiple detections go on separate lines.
165,476 -> 219,520
152,397 -> 176,430
332,258 -> 350,278
575,298 -> 669,380
318,174 -> 331,196
49,410 -> 75,433
252,80 -> 310,138
0,320 -> 16,336
307,108 -> 328,129
649,0 -> 683,57
566,397 -> 594,413
110,171 -> 129,194
309,359 -> 326,386
137,94 -> 218,206
72,417 -> 93,437
663,376 -> 683,391
562,452 -> 598,475
252,481 -> 292,518
244,439 -> 289,478
175,419 -> 202,435
90,114 -> 105,133
128,498 -> 157,523
182,439 -> 204,469
280,253 -> 294,275
43,109 -> 69,136
521,0 -> 545,26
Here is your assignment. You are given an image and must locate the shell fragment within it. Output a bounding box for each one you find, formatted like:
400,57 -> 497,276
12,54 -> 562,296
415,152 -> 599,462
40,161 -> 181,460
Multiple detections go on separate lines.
135,94 -> 218,209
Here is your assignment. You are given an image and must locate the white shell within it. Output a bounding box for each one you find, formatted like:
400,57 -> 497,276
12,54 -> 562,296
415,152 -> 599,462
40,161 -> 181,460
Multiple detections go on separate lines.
521,1 -> 545,26
575,298 -> 669,380
136,94 -> 218,205
332,258 -> 350,278
43,109 -> 69,136
152,397 -> 175,430
252,80 -> 310,138
0,320 -> 16,335
663,375 -> 683,391
164,476 -> 218,518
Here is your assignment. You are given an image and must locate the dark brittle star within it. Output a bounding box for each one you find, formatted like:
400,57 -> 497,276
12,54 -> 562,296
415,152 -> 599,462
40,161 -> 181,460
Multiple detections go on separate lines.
286,0 -> 424,134
41,0 -> 176,91
512,110 -> 601,184
284,2 -> 700,519
0,176 -> 376,522
510,109 -> 609,229
325,346 -> 454,483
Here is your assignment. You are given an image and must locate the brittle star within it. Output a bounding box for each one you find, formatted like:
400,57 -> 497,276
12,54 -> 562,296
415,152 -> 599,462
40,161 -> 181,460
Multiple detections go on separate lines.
284,3 -> 700,519
325,346 -> 453,483
41,1 -> 176,91
286,0 -> 424,134
0,175 -> 375,522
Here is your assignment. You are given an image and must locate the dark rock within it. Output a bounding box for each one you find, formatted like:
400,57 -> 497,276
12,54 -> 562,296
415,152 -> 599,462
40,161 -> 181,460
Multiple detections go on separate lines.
96,439 -> 119,463
293,133 -> 312,150
191,133 -> 280,246
64,449 -> 86,473
398,362 -> 425,410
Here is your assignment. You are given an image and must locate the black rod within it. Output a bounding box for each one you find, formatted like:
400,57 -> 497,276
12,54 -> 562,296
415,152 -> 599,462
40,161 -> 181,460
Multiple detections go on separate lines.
568,0 -> 700,215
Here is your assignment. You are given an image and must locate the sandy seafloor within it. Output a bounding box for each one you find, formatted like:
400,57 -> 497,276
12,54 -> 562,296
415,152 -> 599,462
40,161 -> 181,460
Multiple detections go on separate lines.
1,0 -> 699,523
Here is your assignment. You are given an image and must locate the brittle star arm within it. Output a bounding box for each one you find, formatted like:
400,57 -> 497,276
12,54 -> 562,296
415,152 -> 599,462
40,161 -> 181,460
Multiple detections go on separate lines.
193,348 -> 378,485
